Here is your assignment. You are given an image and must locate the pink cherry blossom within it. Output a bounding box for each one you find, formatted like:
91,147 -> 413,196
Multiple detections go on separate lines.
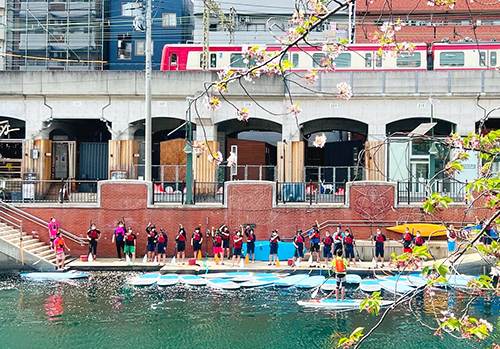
227,152 -> 237,167
337,82 -> 353,100
205,96 -> 221,110
208,151 -> 223,166
235,107 -> 250,122
313,133 -> 327,148
288,103 -> 302,116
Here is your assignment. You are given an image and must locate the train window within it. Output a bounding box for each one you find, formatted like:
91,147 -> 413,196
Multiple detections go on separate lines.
491,52 -> 497,66
440,52 -> 464,67
312,53 -> 326,68
396,53 -> 421,67
210,53 -> 217,68
375,54 -> 382,67
293,53 -> 299,67
335,53 -> 351,68
230,53 -> 246,68
365,53 -> 372,68
480,52 -> 486,66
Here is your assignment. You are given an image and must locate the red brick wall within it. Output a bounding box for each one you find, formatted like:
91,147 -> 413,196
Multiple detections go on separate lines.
16,181 -> 493,258
356,0 -> 499,12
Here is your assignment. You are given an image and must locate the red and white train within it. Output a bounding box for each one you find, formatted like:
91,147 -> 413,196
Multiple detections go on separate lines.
160,42 -> 500,72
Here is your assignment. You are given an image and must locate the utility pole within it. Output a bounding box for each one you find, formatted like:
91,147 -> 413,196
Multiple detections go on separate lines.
144,0 -> 152,181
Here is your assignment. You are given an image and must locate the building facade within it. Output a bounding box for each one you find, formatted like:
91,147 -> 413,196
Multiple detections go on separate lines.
355,1 -> 500,44
107,0 -> 193,70
4,0 -> 105,71
0,0 -> 6,70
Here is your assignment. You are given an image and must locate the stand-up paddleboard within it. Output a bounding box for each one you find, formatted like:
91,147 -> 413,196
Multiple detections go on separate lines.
379,280 -> 416,294
207,278 -> 240,290
200,272 -> 251,279
231,273 -> 289,283
446,274 -> 477,288
386,224 -> 447,237
20,270 -> 88,280
298,298 -> 394,309
180,275 -> 208,286
320,274 -> 361,291
157,274 -> 179,287
243,241 -> 305,261
240,276 -> 280,288
128,272 -> 160,286
274,274 -> 310,287
346,274 -> 362,284
296,276 -> 325,289
360,279 -> 381,293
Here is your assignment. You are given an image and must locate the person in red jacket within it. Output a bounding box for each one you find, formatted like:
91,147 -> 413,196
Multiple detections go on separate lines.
231,230 -> 243,267
176,224 -> 187,265
87,223 -> 101,260
191,226 -> 203,259
212,227 -> 224,265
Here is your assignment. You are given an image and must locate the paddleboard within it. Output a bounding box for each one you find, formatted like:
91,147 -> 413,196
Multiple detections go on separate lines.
298,298 -> 394,309
128,272 -> 160,286
360,279 -> 381,293
346,274 -> 362,284
243,241 -> 305,261
379,280 -> 416,294
296,276 -> 326,289
201,272 -> 251,279
446,274 -> 476,288
231,273 -> 288,283
208,278 -> 240,290
274,274 -> 310,287
386,224 -> 447,237
321,275 -> 362,291
157,274 -> 179,287
240,276 -> 281,288
20,271 -> 88,280
180,275 -> 208,286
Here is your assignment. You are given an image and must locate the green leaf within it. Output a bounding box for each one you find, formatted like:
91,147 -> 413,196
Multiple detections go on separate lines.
350,327 -> 364,340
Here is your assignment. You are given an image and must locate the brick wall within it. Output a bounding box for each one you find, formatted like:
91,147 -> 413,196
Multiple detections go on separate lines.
17,181 -> 493,258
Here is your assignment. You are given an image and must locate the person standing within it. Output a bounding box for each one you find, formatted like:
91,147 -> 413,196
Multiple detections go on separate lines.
332,226 -> 344,255
87,223 -> 101,261
157,228 -> 168,265
112,221 -> 126,260
268,229 -> 280,266
212,228 -> 224,265
53,232 -> 70,270
244,225 -> 256,263
401,227 -> 414,254
322,231 -> 333,268
343,229 -> 356,266
373,228 -> 386,268
308,221 -> 321,267
221,225 -> 231,260
176,224 -> 187,265
191,226 -> 203,259
124,227 -> 137,265
47,217 -> 60,249
231,230 -> 243,267
414,231 -> 425,247
332,249 -> 348,301
292,230 -> 305,267
145,223 -> 158,262
447,224 -> 457,256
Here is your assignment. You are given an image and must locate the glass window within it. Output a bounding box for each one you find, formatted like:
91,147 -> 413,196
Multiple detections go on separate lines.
365,53 -> 372,68
117,35 -> 132,60
230,53 -> 246,68
334,53 -> 351,68
170,53 -> 177,66
122,2 -> 141,17
312,53 -> 326,68
135,40 -> 153,56
396,52 -> 421,67
376,54 -> 382,67
491,52 -> 497,66
480,51 -> 486,66
292,53 -> 299,67
440,52 -> 464,67
162,13 -> 177,27
210,53 -> 216,68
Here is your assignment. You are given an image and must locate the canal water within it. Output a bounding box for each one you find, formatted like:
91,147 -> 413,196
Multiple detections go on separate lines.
0,272 -> 499,349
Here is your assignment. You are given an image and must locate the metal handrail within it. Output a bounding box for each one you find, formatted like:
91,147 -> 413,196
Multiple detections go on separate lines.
0,200 -> 87,245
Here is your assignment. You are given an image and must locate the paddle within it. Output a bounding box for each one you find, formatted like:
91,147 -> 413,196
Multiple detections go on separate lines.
142,254 -> 148,263
354,243 -> 364,268
311,273 -> 335,298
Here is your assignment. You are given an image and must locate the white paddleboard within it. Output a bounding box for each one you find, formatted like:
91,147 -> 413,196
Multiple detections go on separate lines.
157,274 -> 179,287
274,274 -> 310,287
208,278 -> 241,290
20,271 -> 88,280
321,274 -> 362,291
379,280 -> 416,294
296,276 -> 326,289
231,273 -> 289,283
360,279 -> 381,293
128,272 -> 160,286
240,276 -> 280,288
201,272 -> 251,279
298,298 -> 394,309
180,275 -> 208,286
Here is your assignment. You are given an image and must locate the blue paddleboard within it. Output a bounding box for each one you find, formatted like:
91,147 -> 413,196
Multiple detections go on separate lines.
274,274 -> 310,287
296,275 -> 325,289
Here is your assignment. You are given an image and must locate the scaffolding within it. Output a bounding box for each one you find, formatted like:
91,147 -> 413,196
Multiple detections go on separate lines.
5,0 -> 105,70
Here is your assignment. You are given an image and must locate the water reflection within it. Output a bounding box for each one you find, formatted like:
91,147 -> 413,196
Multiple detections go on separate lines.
44,292 -> 64,324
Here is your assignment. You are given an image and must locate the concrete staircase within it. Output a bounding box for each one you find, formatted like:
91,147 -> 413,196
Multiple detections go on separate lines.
0,221 -> 57,271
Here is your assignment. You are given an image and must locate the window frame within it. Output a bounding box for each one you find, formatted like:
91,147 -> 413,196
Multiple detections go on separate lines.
162,12 -> 177,28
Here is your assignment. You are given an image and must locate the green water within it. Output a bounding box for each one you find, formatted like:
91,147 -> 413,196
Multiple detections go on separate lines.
0,272 -> 499,349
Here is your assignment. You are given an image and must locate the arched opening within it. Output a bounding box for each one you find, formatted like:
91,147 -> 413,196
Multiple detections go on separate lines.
301,118 -> 368,183
216,118 -> 282,181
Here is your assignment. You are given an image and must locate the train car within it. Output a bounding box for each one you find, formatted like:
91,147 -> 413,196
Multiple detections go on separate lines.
432,42 -> 500,70
160,44 -> 429,72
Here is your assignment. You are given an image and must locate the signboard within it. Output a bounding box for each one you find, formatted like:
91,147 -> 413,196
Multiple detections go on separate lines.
22,173 -> 36,200
0,120 -> 20,139
110,170 -> 127,180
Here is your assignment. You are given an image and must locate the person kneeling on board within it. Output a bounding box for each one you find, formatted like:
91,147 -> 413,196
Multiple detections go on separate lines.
332,249 -> 348,301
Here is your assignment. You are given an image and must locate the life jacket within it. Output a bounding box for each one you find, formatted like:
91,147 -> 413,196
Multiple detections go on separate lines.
270,234 -> 279,243
222,231 -> 230,240
233,237 -> 242,249
344,235 -> 353,244
324,236 -> 333,245
115,227 -> 125,237
449,230 -> 456,239
296,235 -> 303,244
248,233 -> 255,243
415,236 -> 424,245
376,234 -> 384,243
333,233 -> 342,244
55,238 -> 64,249
335,258 -> 346,273
214,236 -> 222,246
51,224 -> 58,231
126,234 -> 135,242
193,232 -> 201,241
313,230 -> 320,239
158,234 -> 166,243
89,230 -> 99,239
177,233 -> 186,242
403,233 -> 413,241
